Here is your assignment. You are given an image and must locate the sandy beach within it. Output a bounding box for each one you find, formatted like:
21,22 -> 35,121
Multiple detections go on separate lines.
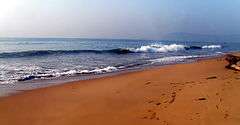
0,53 -> 240,125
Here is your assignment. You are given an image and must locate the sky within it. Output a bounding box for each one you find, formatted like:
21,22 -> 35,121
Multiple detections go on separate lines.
0,0 -> 240,39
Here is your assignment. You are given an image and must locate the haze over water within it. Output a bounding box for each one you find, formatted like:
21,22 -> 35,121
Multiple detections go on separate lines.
1,0 -> 240,39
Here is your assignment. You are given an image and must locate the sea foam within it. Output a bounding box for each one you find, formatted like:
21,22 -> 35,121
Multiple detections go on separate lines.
131,44 -> 186,53
150,55 -> 204,64
202,45 -> 222,49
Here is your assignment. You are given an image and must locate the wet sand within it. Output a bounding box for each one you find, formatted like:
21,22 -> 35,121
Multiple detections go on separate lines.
0,53 -> 240,125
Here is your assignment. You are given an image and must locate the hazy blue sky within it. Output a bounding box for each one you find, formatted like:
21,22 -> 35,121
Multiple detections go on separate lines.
0,0 -> 240,39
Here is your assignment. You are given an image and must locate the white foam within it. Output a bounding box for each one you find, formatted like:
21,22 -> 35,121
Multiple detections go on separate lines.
54,66 -> 118,76
131,44 -> 185,53
79,70 -> 91,74
73,66 -> 118,74
60,70 -> 77,75
150,55 -> 202,64
202,45 -> 222,49
91,66 -> 118,73
216,52 -> 224,54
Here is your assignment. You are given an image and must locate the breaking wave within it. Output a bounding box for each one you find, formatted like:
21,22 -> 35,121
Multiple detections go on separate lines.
17,66 -> 118,82
130,44 -> 186,53
0,44 -> 222,58
0,49 -> 133,58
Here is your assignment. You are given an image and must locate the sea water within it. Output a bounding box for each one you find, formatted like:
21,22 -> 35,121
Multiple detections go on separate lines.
0,38 -> 239,96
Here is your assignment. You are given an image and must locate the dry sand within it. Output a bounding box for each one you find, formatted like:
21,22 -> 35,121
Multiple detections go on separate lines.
0,54 -> 240,125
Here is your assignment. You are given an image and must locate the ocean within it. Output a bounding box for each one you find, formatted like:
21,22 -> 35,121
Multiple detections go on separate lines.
0,38 -> 240,96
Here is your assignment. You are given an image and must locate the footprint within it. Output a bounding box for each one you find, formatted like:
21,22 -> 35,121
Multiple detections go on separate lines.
146,99 -> 161,106
149,112 -> 157,119
141,110 -> 159,120
147,100 -> 154,103
220,98 -> 222,102
163,120 -> 169,125
169,92 -> 176,104
216,104 -> 220,109
224,113 -> 229,119
189,112 -> 201,121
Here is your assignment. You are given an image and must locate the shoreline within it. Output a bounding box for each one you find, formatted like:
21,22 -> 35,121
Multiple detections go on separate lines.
0,53 -> 225,97
0,53 -> 240,125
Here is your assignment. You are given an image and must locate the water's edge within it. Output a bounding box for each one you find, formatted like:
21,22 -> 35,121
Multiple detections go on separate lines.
0,52 -> 231,98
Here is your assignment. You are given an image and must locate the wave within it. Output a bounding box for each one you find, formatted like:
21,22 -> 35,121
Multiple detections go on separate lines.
5,53 -> 223,83
130,44 -> 186,53
150,52 -> 222,64
0,49 -> 133,58
149,55 -> 204,64
17,66 -> 119,82
130,44 -> 222,52
82,66 -> 118,74
0,44 -> 222,58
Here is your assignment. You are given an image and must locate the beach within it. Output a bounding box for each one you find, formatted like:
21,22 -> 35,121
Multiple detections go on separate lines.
0,53 -> 240,125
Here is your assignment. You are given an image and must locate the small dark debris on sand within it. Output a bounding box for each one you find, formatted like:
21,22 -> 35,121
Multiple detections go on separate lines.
198,97 -> 207,101
206,76 -> 217,80
225,54 -> 240,71
145,82 -> 151,85
156,102 -> 161,106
